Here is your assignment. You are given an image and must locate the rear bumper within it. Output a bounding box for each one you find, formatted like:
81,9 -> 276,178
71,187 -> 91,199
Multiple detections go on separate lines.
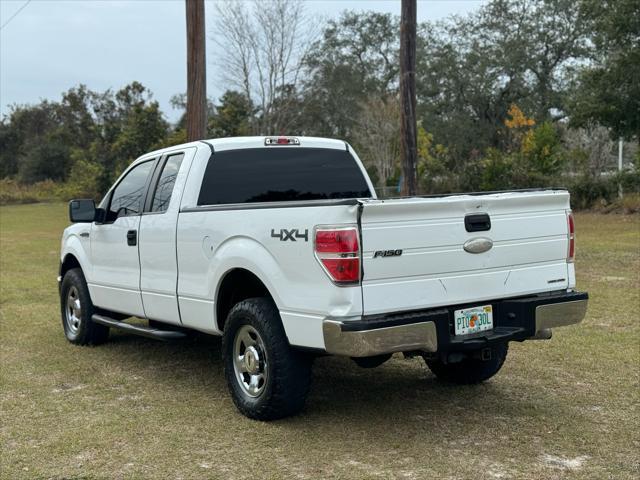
322,291 -> 588,357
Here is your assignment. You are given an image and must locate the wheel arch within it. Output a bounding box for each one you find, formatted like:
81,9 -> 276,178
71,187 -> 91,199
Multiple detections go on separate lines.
60,253 -> 82,279
215,268 -> 276,332
60,233 -> 92,282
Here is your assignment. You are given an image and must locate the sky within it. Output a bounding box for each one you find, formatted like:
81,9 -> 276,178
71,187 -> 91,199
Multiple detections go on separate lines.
0,0 -> 485,123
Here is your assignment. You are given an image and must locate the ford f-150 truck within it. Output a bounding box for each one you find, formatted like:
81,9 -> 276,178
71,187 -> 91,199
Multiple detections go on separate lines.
59,136 -> 588,420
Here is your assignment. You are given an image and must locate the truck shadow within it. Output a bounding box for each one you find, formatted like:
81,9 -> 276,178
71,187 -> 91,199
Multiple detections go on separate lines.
104,330 -> 555,437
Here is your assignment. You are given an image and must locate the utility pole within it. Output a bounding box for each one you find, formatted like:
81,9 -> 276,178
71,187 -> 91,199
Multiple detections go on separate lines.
400,0 -> 418,196
186,0 -> 207,141
618,137 -> 623,198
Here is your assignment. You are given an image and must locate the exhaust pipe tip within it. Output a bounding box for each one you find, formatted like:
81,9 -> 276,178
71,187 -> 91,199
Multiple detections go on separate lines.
531,328 -> 553,340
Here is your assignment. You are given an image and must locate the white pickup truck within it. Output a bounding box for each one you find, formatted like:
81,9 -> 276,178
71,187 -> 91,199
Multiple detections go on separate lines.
59,136 -> 588,420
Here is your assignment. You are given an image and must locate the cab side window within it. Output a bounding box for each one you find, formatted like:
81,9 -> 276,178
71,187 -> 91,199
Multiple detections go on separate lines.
108,160 -> 155,221
151,153 -> 185,213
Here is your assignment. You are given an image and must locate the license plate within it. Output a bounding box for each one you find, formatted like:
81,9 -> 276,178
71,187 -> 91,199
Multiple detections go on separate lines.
454,305 -> 493,336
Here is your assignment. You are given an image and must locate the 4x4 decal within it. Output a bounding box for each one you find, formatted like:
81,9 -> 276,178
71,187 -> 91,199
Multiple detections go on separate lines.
271,228 -> 309,242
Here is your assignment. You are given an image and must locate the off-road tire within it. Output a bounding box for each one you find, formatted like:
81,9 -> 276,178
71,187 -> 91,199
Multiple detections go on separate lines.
60,268 -> 109,345
425,343 -> 508,384
222,297 -> 312,420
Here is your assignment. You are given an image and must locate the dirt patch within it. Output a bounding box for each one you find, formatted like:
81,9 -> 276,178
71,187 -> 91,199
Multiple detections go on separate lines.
541,454 -> 589,470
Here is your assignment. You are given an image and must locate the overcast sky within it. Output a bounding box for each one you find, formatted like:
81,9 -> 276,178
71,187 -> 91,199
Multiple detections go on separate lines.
0,0 -> 485,123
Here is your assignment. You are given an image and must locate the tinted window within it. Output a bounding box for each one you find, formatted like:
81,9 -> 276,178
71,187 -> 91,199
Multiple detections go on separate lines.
197,148 -> 371,205
109,160 -> 154,219
151,153 -> 184,212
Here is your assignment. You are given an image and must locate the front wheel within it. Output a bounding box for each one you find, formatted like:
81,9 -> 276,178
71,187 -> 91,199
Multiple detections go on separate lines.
222,297 -> 312,420
424,343 -> 508,384
60,268 -> 109,345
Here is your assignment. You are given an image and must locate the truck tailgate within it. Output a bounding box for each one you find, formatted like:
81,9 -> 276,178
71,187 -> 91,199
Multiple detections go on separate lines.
359,190 -> 571,315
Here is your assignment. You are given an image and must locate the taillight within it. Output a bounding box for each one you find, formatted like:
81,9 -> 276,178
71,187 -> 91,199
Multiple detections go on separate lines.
314,227 -> 360,285
567,212 -> 575,263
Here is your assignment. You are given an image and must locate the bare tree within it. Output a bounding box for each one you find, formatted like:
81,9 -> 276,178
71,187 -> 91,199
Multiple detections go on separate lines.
212,0 -> 316,135
352,96 -> 401,189
564,124 -> 616,177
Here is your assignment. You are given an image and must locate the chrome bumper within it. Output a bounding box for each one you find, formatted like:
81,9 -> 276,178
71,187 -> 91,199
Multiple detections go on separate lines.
322,294 -> 588,358
535,298 -> 588,332
322,320 -> 438,357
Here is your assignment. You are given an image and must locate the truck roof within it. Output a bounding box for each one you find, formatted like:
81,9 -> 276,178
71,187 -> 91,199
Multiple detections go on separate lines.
138,136 -> 349,161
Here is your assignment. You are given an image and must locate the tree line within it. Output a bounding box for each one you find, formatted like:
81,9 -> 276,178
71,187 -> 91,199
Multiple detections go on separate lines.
1,0 -> 638,208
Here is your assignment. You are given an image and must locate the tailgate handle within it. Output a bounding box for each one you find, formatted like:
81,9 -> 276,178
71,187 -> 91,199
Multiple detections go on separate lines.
465,213 -> 491,232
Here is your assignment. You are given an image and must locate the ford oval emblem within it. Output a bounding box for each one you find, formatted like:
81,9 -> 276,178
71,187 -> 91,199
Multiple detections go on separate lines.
463,237 -> 493,254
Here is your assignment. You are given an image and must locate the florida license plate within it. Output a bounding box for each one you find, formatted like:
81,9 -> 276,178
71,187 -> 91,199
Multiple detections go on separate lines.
454,305 -> 494,336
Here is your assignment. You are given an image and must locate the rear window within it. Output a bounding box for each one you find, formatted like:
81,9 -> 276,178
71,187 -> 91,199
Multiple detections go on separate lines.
197,147 -> 371,205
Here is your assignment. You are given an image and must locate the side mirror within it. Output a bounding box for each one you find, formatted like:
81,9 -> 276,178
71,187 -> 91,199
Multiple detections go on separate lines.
69,199 -> 96,223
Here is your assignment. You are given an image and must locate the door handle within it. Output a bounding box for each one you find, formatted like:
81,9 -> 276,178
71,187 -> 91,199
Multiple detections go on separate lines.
126,230 -> 137,246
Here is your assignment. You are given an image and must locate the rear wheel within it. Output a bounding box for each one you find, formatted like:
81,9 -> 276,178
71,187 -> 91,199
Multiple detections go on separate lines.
424,343 -> 508,384
60,268 -> 109,345
222,297 -> 312,420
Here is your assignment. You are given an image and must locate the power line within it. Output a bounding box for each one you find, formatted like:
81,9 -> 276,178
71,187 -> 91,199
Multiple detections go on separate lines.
0,0 -> 32,32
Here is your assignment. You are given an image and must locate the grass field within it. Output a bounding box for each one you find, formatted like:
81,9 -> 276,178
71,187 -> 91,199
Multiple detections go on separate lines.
1,203 -> 638,479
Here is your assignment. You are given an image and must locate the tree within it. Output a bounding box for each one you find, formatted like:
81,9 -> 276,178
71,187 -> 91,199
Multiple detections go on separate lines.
351,96 -> 401,187
0,82 -> 169,190
301,11 -> 399,137
564,124 -> 617,177
208,90 -> 254,138
18,136 -> 71,183
56,85 -> 97,150
211,0 -> 315,134
169,93 -> 216,132
91,82 -> 169,188
569,0 -> 640,139
504,104 -> 536,152
0,120 -> 19,177
0,101 -> 67,182
417,18 -> 515,163
478,0 -> 590,120
417,0 -> 590,162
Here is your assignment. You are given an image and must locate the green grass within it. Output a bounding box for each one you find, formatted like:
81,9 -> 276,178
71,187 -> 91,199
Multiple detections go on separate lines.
1,204 -> 639,479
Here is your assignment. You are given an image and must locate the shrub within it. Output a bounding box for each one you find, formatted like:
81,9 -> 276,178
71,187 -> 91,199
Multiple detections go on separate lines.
55,157 -> 103,201
619,193 -> 640,214
0,156 -> 104,205
0,178 -> 59,205
616,169 -> 640,194
564,169 -> 639,210
17,138 -> 72,184
522,122 -> 566,177
564,175 -> 616,210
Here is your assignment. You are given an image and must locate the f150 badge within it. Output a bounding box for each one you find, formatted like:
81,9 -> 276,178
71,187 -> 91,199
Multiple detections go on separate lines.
271,228 -> 309,242
373,249 -> 403,258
